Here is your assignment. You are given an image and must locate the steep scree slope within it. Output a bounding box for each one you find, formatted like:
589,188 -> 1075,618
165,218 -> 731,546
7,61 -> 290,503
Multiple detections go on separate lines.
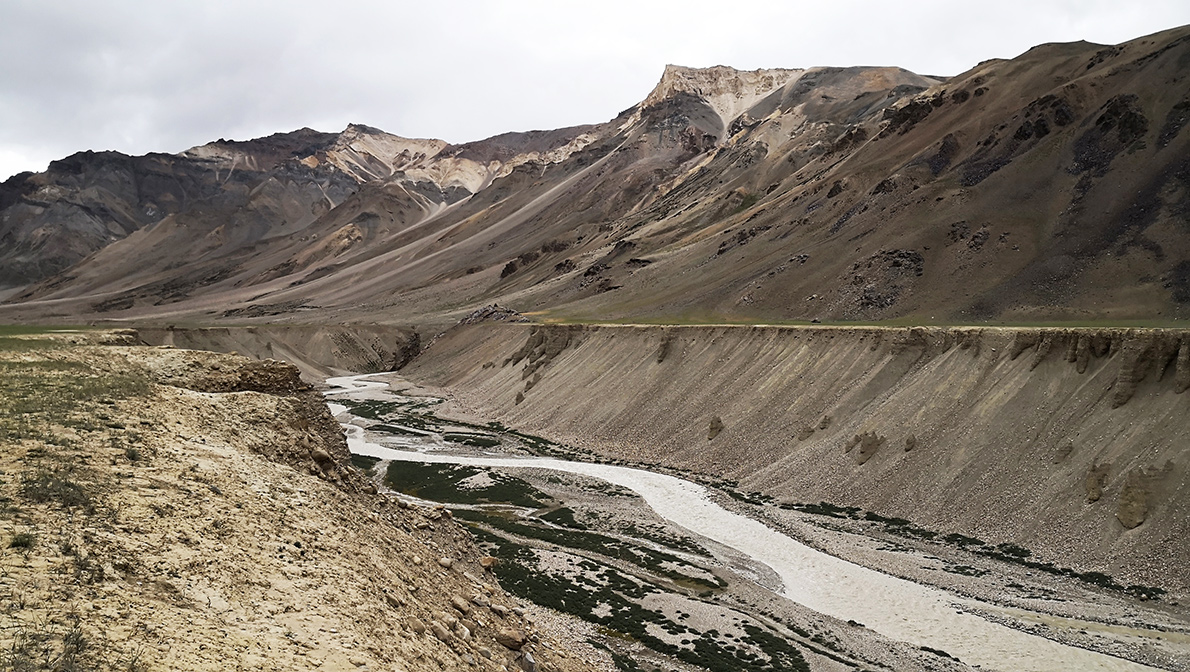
403,323 -> 1190,594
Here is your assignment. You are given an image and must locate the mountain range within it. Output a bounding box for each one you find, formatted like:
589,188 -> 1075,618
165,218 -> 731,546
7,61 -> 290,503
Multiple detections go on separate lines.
1,25 -> 1188,327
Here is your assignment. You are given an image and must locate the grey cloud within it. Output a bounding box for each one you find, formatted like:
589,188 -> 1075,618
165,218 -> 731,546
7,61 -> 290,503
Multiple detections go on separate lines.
1,0 -> 1188,179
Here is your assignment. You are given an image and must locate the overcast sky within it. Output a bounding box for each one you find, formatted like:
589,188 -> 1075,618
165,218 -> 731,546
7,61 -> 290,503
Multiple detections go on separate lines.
2,0 -> 1188,180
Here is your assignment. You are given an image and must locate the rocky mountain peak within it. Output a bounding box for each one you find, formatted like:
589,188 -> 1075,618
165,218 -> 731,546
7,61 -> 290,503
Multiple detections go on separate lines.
321,124 -> 449,183
643,64 -> 804,126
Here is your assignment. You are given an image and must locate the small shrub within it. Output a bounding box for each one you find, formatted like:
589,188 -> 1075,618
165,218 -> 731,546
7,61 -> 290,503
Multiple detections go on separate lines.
21,469 -> 91,509
9,531 -> 36,549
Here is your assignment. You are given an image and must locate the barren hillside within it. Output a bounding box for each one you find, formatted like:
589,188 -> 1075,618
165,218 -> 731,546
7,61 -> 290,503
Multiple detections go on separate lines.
1,26 -> 1187,326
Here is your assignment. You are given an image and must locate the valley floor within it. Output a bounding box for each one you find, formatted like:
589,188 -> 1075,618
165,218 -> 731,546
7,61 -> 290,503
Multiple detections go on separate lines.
333,371 -> 1190,672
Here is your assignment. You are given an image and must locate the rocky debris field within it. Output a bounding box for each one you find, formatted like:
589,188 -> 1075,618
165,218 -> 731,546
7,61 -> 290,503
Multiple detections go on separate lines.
0,329 -> 596,672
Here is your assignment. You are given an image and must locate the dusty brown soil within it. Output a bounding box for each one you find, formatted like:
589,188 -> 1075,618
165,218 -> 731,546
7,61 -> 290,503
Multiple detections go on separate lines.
0,331 -> 596,672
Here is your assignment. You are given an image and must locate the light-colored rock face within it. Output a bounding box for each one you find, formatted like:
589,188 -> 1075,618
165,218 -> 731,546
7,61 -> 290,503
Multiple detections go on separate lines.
322,125 -> 449,182
181,125 -> 451,184
643,64 -> 804,128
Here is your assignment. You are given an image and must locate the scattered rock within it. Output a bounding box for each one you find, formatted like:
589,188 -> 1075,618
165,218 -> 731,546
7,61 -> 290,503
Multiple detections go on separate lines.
1052,442 -> 1074,464
1117,471 -> 1149,529
845,431 -> 886,464
707,416 -> 724,441
1116,462 -> 1174,529
451,595 -> 472,614
458,304 -> 529,325
1086,463 -> 1110,503
438,557 -> 455,568
497,628 -> 527,651
430,621 -> 453,642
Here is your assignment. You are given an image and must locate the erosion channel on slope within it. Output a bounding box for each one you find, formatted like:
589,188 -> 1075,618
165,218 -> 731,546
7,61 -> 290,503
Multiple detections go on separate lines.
325,372 -> 1186,672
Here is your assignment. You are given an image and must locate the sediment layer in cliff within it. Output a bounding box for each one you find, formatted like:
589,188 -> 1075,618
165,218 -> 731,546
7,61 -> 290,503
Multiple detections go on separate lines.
403,323 -> 1190,593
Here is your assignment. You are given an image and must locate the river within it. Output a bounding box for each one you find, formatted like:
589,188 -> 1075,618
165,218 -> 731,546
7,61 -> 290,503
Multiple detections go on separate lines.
326,373 -> 1161,672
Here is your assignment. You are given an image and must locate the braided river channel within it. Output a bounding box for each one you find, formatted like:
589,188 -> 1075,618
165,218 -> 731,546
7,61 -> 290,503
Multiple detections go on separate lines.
326,373 -> 1165,672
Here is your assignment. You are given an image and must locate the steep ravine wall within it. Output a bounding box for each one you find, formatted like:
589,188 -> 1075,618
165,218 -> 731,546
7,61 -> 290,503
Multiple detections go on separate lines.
138,324 -> 421,381
404,323 -> 1190,592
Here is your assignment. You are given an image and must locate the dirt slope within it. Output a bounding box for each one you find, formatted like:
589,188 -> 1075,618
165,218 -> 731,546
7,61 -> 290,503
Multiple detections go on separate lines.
0,330 -> 597,671
402,322 -> 1190,595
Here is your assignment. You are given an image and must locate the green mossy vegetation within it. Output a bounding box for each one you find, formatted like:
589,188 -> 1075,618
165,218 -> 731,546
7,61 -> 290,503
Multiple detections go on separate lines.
384,462 -> 548,508
454,508 -> 722,590
470,527 -> 808,672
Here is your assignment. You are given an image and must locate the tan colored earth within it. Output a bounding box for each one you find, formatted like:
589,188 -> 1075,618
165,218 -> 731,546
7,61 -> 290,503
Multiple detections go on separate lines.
0,331 -> 601,672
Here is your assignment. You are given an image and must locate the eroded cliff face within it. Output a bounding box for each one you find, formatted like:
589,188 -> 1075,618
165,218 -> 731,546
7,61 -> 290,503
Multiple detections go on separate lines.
404,323 -> 1190,592
138,324 -> 422,381
0,332 -> 593,671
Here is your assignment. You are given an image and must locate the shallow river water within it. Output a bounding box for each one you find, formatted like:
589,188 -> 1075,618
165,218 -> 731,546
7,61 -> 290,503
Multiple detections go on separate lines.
326,373 -> 1160,672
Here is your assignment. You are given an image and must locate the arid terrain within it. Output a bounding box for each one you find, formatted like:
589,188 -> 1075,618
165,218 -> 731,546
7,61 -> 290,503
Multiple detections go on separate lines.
0,23 -> 1188,672
1,27 -> 1188,327
0,329 -> 598,671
